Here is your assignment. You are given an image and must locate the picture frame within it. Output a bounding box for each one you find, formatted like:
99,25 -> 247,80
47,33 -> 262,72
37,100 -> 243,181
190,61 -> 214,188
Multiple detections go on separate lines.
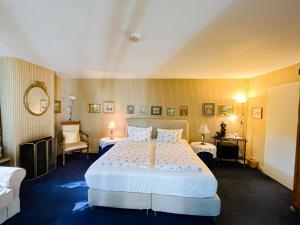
218,105 -> 233,116
88,104 -> 101,113
180,106 -> 188,116
40,99 -> 48,112
127,105 -> 135,114
252,107 -> 263,119
139,106 -> 147,114
54,100 -> 61,113
202,103 -> 215,116
103,101 -> 114,113
151,106 -> 162,115
167,108 -> 175,116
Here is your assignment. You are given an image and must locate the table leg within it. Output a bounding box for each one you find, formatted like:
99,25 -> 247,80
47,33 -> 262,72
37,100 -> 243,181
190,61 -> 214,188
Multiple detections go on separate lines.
244,140 -> 247,166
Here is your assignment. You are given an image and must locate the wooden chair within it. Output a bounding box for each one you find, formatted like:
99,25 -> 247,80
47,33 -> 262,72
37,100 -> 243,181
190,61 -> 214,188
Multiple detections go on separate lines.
61,121 -> 89,165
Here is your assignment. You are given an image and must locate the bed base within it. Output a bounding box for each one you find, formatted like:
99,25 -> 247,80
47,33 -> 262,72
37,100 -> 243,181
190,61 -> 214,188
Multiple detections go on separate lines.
88,189 -> 221,216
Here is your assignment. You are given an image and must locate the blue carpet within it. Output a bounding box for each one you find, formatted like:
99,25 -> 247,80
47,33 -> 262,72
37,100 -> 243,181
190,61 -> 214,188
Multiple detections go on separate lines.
3,154 -> 300,225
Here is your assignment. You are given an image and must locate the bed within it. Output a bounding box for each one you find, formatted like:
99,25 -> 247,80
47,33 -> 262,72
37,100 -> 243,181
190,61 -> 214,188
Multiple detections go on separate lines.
85,119 -> 221,216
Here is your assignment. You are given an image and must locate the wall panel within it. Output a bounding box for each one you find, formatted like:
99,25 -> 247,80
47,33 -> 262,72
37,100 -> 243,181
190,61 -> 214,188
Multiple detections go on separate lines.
0,57 -> 54,165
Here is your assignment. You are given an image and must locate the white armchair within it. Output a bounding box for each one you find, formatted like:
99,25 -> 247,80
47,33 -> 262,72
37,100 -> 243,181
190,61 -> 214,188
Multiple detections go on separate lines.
61,121 -> 89,165
0,166 -> 26,224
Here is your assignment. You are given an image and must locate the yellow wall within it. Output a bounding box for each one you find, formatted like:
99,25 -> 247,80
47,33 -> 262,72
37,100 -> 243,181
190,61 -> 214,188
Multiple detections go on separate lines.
0,57 -> 55,165
246,63 -> 300,169
55,79 -> 249,153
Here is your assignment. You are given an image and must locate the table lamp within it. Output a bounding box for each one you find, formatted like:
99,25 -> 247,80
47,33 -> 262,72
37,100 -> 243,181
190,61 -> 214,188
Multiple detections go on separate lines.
108,121 -> 116,139
199,124 -> 210,145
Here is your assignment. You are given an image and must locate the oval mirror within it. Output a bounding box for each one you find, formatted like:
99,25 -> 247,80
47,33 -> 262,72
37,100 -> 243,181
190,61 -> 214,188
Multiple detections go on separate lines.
24,81 -> 50,116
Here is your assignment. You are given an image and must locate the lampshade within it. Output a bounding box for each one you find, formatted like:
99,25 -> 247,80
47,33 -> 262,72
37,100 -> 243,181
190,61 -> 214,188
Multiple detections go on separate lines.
69,95 -> 77,101
198,124 -> 210,134
235,94 -> 247,103
108,121 -> 116,129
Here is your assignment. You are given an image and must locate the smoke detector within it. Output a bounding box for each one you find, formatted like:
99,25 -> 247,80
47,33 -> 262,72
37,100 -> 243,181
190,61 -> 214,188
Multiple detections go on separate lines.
129,32 -> 141,42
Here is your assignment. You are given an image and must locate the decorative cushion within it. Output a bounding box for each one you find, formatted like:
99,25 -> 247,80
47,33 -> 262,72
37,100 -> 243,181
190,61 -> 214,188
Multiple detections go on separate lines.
63,131 -> 80,144
157,128 -> 183,144
127,126 -> 152,142
65,141 -> 88,152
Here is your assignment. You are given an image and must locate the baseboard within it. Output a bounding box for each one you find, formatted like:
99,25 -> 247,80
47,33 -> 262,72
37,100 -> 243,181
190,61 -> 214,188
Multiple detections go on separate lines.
257,164 -> 264,172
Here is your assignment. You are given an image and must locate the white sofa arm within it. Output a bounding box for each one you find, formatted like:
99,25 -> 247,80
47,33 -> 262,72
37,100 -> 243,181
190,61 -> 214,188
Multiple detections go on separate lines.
0,167 -> 26,198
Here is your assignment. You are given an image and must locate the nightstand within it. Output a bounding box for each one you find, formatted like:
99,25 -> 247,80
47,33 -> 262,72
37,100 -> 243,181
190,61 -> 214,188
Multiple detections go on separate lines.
99,137 -> 123,156
190,142 -> 217,169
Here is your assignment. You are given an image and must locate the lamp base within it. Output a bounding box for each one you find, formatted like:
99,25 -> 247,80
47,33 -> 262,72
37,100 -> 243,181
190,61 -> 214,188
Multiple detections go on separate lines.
200,142 -> 206,145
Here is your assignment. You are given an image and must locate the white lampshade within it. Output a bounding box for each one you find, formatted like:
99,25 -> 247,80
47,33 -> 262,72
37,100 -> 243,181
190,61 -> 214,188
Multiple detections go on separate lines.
198,124 -> 210,134
108,121 -> 116,129
69,95 -> 77,101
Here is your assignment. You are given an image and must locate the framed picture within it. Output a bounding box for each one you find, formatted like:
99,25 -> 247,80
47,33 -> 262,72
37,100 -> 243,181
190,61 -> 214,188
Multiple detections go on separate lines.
252,107 -> 263,119
103,101 -> 114,113
218,105 -> 233,116
202,103 -> 215,116
151,106 -> 162,115
88,104 -> 101,113
40,99 -> 48,111
180,106 -> 188,116
167,108 -> 175,116
127,105 -> 135,114
139,106 -> 147,114
54,100 -> 61,113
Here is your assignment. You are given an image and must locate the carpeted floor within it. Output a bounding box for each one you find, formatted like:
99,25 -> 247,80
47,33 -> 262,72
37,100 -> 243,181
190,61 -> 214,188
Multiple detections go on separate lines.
3,154 -> 300,225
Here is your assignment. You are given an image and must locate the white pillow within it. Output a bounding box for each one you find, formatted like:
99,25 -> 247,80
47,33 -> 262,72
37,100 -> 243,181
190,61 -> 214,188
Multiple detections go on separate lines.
157,128 -> 183,144
63,131 -> 80,144
127,126 -> 152,142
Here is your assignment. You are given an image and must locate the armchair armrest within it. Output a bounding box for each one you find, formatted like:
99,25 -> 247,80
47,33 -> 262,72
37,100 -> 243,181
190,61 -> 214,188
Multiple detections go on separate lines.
0,167 -> 26,198
80,131 -> 89,139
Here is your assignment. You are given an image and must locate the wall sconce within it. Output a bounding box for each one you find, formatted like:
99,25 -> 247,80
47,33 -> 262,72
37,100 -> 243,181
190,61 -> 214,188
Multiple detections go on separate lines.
68,95 -> 77,121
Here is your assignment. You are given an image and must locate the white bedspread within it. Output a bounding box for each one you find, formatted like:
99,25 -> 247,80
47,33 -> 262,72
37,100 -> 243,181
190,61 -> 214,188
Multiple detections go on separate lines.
85,139 -> 218,198
155,140 -> 202,172
97,139 -> 153,169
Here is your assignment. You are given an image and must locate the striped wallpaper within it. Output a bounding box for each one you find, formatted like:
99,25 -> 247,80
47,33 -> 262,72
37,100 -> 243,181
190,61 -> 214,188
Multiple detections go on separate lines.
0,57 -> 55,165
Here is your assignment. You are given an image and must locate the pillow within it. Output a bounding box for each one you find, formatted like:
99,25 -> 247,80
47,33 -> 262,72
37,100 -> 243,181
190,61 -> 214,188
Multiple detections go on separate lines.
63,131 -> 80,144
127,126 -> 152,142
157,128 -> 183,144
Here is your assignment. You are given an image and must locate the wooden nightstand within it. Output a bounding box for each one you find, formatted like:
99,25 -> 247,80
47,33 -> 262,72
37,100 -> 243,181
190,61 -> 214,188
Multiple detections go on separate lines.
99,137 -> 123,156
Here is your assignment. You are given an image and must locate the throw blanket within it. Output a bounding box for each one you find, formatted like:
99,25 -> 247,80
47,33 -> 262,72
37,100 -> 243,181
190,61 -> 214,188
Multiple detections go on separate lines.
155,141 -> 202,172
98,139 -> 153,168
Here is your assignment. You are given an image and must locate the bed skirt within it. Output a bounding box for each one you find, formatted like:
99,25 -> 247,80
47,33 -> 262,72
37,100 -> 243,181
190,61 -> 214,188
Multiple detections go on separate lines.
88,189 -> 221,216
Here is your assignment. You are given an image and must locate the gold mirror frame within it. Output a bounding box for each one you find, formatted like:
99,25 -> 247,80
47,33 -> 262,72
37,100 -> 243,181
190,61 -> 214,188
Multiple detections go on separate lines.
24,81 -> 50,116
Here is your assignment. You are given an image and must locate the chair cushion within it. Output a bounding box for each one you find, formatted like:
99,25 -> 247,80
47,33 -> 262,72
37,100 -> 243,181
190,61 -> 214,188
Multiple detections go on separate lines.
0,188 -> 13,210
65,142 -> 88,152
63,131 -> 80,144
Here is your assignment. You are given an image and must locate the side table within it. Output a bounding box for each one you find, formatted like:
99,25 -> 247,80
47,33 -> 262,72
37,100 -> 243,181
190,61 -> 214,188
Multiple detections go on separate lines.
190,142 -> 217,169
99,137 -> 123,156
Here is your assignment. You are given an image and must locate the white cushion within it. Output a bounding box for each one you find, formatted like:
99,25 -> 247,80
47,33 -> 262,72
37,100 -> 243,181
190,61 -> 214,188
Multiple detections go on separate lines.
62,124 -> 80,132
65,141 -> 88,152
127,126 -> 152,142
157,128 -> 183,144
0,188 -> 13,211
63,131 -> 80,144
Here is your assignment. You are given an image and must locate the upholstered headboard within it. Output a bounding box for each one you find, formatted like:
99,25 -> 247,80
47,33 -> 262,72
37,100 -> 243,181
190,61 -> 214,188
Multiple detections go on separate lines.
126,118 -> 189,141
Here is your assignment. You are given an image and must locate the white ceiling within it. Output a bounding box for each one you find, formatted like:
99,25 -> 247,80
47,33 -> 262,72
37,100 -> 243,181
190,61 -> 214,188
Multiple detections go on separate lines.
1,0 -> 300,79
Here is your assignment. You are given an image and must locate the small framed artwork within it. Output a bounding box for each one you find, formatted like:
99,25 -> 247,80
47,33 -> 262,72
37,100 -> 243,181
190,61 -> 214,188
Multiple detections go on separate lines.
139,106 -> 147,114
103,101 -> 114,113
40,99 -> 48,111
167,108 -> 175,116
180,106 -> 188,116
252,107 -> 263,119
88,104 -> 101,113
202,103 -> 215,116
127,105 -> 135,114
54,100 -> 61,113
218,105 -> 233,116
151,106 -> 162,115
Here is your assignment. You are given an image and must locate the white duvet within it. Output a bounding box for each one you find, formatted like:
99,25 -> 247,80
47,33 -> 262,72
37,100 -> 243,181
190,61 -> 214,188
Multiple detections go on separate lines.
155,140 -> 202,172
97,139 -> 153,169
